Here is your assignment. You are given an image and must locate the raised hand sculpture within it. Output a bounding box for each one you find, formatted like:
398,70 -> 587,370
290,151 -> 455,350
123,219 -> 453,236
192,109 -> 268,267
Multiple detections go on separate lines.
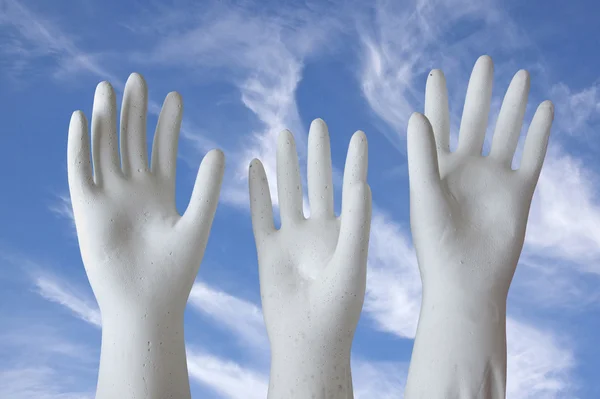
67,73 -> 224,399
403,55 -> 554,398
248,119 -> 372,399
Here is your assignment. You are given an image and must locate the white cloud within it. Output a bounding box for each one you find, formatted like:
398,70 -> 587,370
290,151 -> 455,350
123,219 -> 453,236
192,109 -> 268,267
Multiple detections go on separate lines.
549,82 -> 600,136
151,13 -> 307,208
506,318 -> 576,399
0,325 -> 96,365
512,255 -> 600,310
0,0 -> 117,82
186,350 -> 268,399
0,367 -> 93,399
49,194 -> 76,234
363,211 -> 421,338
231,57 -> 305,209
525,147 -> 600,269
34,274 -> 101,327
0,321 -> 96,399
189,282 -> 268,350
352,359 -> 408,399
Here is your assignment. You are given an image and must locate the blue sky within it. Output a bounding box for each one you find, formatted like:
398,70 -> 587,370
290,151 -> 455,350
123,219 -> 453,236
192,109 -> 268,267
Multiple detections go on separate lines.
1,0 -> 600,397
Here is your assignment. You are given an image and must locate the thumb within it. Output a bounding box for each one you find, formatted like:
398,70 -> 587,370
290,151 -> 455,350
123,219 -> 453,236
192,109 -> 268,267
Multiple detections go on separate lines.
333,181 -> 372,282
179,149 -> 225,243
407,112 -> 444,200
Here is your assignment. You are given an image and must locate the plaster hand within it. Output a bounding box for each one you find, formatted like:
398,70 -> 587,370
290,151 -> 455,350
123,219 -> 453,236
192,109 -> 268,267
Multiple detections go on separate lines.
403,55 -> 553,399
67,73 -> 224,399
249,119 -> 372,399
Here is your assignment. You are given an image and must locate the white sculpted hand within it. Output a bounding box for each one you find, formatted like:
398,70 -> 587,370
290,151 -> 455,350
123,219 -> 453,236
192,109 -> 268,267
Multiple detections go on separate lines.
67,73 -> 224,399
408,55 -> 553,300
249,119 -> 372,399
404,56 -> 553,398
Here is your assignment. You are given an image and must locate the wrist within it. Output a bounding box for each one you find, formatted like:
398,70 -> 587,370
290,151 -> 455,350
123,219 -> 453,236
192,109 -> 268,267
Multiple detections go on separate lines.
268,342 -> 353,399
421,283 -> 506,325
405,283 -> 508,399
101,303 -> 185,330
100,309 -> 186,353
418,283 -> 507,354
96,307 -> 190,399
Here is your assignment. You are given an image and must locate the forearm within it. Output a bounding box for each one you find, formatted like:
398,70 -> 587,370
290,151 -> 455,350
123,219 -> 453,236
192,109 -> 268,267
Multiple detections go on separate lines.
404,285 -> 507,399
95,308 -> 191,399
268,344 -> 354,399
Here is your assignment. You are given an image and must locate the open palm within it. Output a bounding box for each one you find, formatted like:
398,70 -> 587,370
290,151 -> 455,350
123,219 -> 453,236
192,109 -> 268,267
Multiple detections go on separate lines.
249,119 -> 372,350
407,56 -> 553,297
68,74 -> 224,314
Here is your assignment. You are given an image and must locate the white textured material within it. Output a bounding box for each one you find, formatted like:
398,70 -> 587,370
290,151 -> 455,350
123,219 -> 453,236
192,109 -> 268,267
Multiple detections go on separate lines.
68,73 -> 224,399
249,119 -> 372,399
404,55 -> 554,398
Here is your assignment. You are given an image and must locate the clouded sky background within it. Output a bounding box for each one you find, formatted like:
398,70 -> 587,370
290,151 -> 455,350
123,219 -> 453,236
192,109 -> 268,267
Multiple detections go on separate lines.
1,0 -> 600,398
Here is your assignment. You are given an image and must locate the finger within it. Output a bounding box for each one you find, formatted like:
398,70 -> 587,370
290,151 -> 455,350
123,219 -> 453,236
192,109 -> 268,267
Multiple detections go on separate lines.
120,73 -> 149,177
91,81 -> 121,186
249,158 -> 275,242
407,113 -> 443,196
307,118 -> 334,219
518,101 -> 554,183
276,129 -> 304,225
151,91 -> 183,184
67,111 -> 94,199
425,69 -> 450,156
180,149 -> 225,241
334,182 -> 372,280
341,131 -> 368,216
457,55 -> 494,155
489,70 -> 530,167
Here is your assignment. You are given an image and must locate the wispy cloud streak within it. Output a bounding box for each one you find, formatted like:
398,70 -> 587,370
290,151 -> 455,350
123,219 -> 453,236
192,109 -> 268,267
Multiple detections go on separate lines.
189,282 -> 268,350
34,275 -> 101,327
